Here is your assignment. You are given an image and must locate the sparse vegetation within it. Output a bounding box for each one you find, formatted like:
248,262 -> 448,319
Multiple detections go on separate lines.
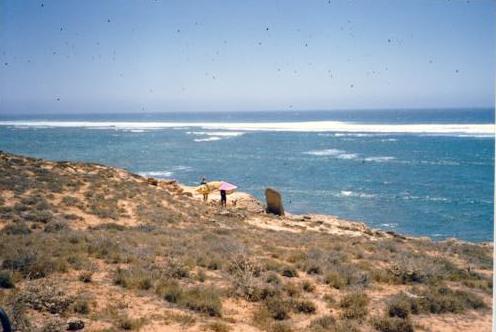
0,152 -> 491,331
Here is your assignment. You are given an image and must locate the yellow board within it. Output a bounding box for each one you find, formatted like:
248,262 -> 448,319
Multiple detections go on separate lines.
195,181 -> 222,194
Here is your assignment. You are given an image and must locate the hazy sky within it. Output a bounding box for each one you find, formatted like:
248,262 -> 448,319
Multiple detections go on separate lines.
0,0 -> 495,113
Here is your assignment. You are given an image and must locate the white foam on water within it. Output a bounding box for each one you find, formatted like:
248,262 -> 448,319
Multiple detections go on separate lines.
0,120 -> 492,136
305,149 -> 396,163
137,171 -> 174,178
304,149 -> 345,156
337,153 -> 359,160
170,165 -> 193,171
337,190 -> 376,199
364,156 -> 396,162
193,137 -> 222,142
186,131 -> 245,137
380,223 -> 398,228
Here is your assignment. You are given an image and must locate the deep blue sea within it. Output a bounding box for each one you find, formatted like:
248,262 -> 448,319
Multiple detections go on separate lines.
0,109 -> 493,242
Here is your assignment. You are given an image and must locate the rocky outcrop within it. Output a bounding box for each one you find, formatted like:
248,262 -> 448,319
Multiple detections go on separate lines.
265,187 -> 284,216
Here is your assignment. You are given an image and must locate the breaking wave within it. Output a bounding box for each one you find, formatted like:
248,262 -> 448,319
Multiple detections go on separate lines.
193,137 -> 222,142
0,120 -> 492,136
337,190 -> 376,199
304,149 -> 395,162
137,171 -> 174,178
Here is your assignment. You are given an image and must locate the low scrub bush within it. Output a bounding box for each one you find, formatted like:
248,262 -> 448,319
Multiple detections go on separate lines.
160,281 -> 223,317
339,292 -> 369,320
371,316 -> 414,332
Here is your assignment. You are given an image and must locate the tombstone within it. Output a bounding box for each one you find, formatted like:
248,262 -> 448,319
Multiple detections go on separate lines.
265,188 -> 285,216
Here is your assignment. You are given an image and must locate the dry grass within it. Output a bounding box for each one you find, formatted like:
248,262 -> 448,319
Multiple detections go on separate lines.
0,151 -> 492,331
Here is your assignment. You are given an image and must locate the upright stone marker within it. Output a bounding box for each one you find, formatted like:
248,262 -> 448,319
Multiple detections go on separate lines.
265,187 -> 285,216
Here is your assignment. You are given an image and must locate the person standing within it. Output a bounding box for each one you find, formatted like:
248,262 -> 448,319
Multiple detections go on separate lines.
200,177 -> 208,202
220,189 -> 227,207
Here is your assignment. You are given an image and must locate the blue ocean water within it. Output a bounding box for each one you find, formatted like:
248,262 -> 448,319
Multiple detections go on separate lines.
0,109 -> 493,242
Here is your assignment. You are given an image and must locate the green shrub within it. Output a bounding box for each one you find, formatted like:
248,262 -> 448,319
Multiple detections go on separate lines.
266,272 -> 282,285
387,293 -> 411,318
0,270 -> 15,288
291,299 -> 316,314
205,321 -> 231,332
117,316 -> 144,330
113,267 -> 153,290
302,280 -> 315,292
1,223 -> 31,235
62,196 -> 80,207
180,287 -> 223,317
271,321 -> 293,332
280,266 -> 298,278
371,316 -> 414,332
387,287 -> 487,316
44,221 -> 68,233
159,280 -> 183,303
160,282 -> 222,317
339,292 -> 369,320
79,271 -> 93,283
24,210 -> 53,223
309,315 -> 336,331
72,298 -> 90,315
265,296 -> 291,320
324,271 -> 346,289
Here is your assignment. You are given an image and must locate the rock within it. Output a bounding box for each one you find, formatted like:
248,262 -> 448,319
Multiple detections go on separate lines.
67,319 -> 85,330
146,177 -> 158,186
265,188 -> 285,216
182,192 -> 193,197
234,194 -> 265,213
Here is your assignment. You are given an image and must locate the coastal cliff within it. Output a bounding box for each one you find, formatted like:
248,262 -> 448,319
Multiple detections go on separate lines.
0,151 -> 492,331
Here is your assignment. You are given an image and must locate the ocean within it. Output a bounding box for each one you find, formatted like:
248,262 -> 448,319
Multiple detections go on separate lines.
0,108 -> 493,242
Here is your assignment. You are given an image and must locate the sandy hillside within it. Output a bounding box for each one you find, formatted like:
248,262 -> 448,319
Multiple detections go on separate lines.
0,151 -> 492,332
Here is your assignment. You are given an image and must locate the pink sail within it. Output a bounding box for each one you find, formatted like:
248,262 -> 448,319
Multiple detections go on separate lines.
219,181 -> 237,191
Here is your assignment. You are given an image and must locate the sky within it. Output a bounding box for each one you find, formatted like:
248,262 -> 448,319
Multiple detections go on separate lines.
0,0 -> 495,114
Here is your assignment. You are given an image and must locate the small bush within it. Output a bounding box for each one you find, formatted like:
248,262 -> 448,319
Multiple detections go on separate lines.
417,286 -> 486,314
159,280 -> 183,303
24,210 -> 53,223
324,271 -> 346,289
79,271 -> 93,283
1,223 -> 31,235
44,221 -> 68,233
0,270 -> 15,288
62,196 -> 80,207
206,322 -> 231,332
271,321 -> 293,332
339,292 -> 369,320
266,272 -> 282,285
117,316 -> 144,330
280,266 -> 298,278
265,296 -> 291,320
283,282 -> 301,298
302,280 -> 315,292
114,267 -> 153,290
372,316 -> 414,332
387,293 -> 411,318
309,315 -> 336,331
306,264 -> 322,275
181,287 -> 223,317
72,298 -> 90,315
292,299 -> 316,314
160,282 -> 222,317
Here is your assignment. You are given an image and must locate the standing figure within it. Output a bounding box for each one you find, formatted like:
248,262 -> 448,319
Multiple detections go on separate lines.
220,189 -> 227,207
200,177 -> 208,202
